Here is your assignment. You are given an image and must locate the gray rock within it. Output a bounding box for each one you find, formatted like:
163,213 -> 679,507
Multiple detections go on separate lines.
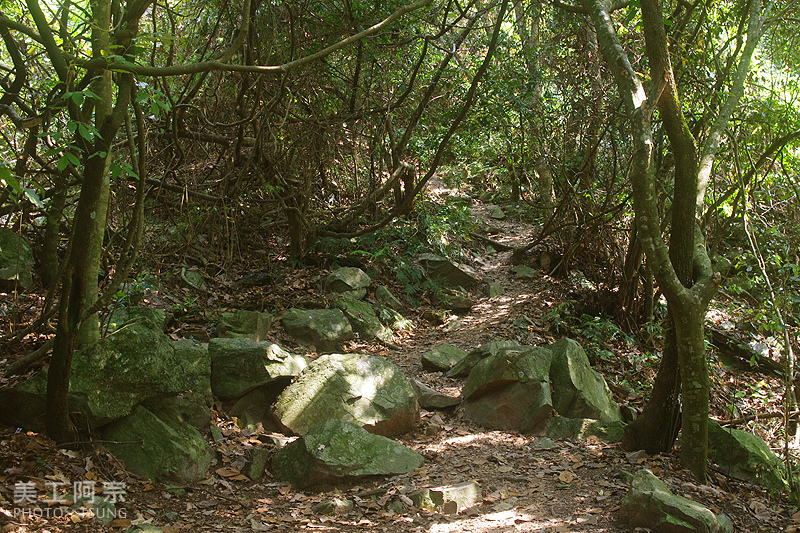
410,481 -> 482,513
312,498 -> 355,515
463,347 -> 554,432
548,338 -> 622,422
282,308 -> 354,352
172,339 -> 213,407
418,253 -> 479,288
274,353 -> 419,437
512,266 -> 538,279
229,384 -> 285,432
142,394 -> 212,432
209,339 -> 308,399
707,419 -> 787,494
71,325 -> 211,428
487,205 -> 506,220
432,289 -> 475,311
447,340 -> 522,377
530,437 -> 559,450
546,416 -> 626,443
619,469 -> 733,533
331,297 -> 393,341
374,285 -> 404,310
421,343 -> 468,371
270,419 -> 424,489
411,379 -> 460,409
325,267 -> 371,297
101,404 -> 215,484
487,283 -> 504,297
0,228 -> 34,290
244,447 -> 272,481
215,309 -> 272,340
0,323 -> 211,431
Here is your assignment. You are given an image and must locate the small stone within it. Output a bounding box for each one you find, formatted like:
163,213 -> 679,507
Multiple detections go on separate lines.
425,423 -> 442,436
312,498 -> 355,516
487,283 -> 504,297
512,266 -> 538,279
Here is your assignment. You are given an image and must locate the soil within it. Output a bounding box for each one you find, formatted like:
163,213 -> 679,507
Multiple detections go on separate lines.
0,187 -> 797,533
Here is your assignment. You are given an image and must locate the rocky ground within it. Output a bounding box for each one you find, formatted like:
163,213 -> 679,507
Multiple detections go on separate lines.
0,189 -> 797,532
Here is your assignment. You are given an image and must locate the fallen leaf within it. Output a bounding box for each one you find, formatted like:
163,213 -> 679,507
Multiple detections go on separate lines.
558,471 -> 575,484
216,466 -> 241,478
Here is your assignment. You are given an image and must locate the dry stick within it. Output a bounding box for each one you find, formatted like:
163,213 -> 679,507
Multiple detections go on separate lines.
718,410 -> 799,427
5,338 -> 55,376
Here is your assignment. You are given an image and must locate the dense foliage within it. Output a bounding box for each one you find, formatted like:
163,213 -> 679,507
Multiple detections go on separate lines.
1,0 -> 799,487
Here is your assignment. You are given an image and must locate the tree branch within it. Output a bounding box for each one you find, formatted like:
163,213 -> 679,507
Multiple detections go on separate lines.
68,0 -> 434,77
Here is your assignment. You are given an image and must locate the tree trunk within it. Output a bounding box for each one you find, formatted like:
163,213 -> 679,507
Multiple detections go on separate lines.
43,0 -> 145,443
622,317 -> 681,453
577,0 -> 764,481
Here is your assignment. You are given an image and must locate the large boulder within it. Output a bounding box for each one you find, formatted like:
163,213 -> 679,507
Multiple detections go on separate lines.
462,347 -> 554,432
209,339 -> 308,399
619,469 -> 733,533
271,419 -> 424,489
282,308 -> 354,352
0,322 -> 211,431
274,353 -> 419,437
172,338 -> 213,407
707,420 -> 787,494
0,228 -> 34,291
331,297 -> 392,341
215,309 -> 272,340
418,253 -> 479,288
324,267 -> 371,299
447,340 -> 522,377
101,404 -> 215,484
548,338 -> 622,422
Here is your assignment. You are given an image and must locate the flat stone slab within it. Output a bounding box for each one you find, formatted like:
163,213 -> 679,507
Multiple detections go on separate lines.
209,339 -> 308,399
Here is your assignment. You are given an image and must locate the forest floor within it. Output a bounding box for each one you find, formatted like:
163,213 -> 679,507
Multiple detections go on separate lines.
0,181 -> 798,532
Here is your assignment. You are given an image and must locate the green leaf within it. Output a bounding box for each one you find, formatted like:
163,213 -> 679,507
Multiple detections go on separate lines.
57,152 -> 80,171
78,123 -> 93,141
24,188 -> 45,209
0,167 -> 20,192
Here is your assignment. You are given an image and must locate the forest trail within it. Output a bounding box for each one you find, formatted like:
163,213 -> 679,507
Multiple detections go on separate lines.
0,191 -> 793,533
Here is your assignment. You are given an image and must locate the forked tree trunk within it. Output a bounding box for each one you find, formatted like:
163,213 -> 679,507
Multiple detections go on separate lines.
578,0 -> 766,481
